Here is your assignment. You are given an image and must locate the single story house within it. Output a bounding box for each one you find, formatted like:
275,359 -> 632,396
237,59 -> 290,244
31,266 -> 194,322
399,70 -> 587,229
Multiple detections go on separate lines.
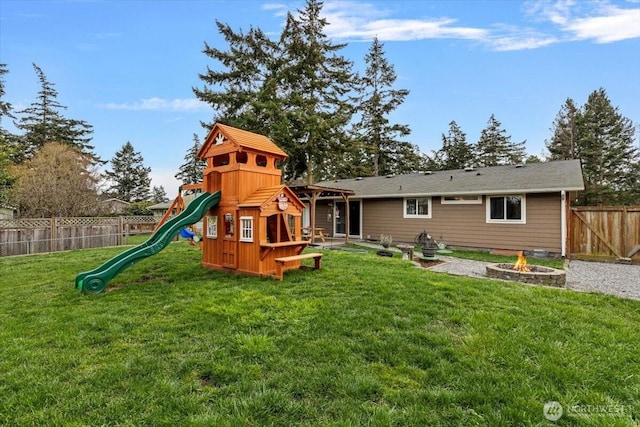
148,201 -> 173,219
0,205 -> 16,220
96,198 -> 130,215
313,159 -> 584,256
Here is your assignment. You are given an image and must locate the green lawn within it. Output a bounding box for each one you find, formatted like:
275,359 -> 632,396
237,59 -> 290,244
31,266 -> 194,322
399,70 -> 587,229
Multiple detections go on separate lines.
0,242 -> 638,426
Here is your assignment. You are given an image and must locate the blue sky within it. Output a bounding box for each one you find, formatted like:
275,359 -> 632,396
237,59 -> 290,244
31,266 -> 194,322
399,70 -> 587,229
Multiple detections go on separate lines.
1,0 -> 639,194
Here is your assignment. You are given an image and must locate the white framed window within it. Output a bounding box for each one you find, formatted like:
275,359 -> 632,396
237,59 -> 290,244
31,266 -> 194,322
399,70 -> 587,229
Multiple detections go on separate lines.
486,195 -> 526,223
403,197 -> 432,218
441,195 -> 482,204
239,216 -> 253,242
206,215 -> 217,238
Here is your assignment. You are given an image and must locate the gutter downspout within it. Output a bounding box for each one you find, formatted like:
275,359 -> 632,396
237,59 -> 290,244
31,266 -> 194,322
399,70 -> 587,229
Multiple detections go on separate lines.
561,191 -> 567,257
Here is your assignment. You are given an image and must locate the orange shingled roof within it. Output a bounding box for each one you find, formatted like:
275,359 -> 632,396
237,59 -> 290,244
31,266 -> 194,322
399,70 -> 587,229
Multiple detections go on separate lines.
239,185 -> 304,210
199,123 -> 288,159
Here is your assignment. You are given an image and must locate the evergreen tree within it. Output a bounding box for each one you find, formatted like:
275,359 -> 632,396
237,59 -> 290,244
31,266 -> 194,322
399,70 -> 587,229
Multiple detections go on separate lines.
13,64 -> 96,163
193,22 -> 280,136
103,142 -> 151,202
175,133 -> 206,185
434,120 -> 475,170
354,37 -> 419,176
276,0 -> 356,182
8,143 -> 99,217
0,145 -> 14,205
475,114 -> 526,166
195,0 -> 356,183
0,64 -> 13,126
575,88 -> 638,205
546,98 -> 579,160
525,154 -> 543,163
151,186 -> 168,203
0,64 -> 16,203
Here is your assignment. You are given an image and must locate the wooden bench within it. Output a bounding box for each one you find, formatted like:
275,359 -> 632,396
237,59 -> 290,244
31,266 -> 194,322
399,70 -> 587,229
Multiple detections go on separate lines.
274,253 -> 322,280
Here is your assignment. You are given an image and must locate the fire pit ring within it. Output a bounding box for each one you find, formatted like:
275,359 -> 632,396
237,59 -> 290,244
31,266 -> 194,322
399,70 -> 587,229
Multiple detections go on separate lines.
486,263 -> 565,287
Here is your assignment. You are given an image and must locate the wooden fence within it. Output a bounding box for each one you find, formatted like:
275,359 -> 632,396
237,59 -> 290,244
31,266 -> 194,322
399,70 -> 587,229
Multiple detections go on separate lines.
569,206 -> 640,264
0,216 -> 158,257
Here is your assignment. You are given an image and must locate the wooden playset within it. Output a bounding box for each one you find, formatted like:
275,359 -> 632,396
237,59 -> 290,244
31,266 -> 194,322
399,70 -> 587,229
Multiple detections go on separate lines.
75,123 -> 321,293
196,123 -> 321,280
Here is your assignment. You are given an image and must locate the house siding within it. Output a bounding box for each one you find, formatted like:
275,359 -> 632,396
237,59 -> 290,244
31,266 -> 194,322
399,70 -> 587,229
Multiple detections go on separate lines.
357,193 -> 562,253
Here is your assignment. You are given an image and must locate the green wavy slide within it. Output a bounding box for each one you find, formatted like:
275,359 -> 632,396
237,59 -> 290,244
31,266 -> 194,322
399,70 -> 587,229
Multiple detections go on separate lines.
75,191 -> 221,294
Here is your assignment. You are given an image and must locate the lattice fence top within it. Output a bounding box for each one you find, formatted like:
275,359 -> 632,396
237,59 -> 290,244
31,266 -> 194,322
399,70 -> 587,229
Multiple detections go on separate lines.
123,216 -> 157,224
0,218 -> 52,229
57,217 -> 120,226
0,216 -> 160,229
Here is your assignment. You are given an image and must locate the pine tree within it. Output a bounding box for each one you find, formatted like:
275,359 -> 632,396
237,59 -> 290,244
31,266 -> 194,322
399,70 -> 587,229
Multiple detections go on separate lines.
0,144 -> 14,205
434,120 -> 475,170
354,37 -> 419,176
151,186 -> 168,203
475,114 -> 526,166
0,64 -> 16,203
546,98 -> 579,160
0,64 -> 13,125
175,133 -> 206,185
193,22 -> 281,136
103,142 -> 151,203
272,0 -> 356,182
13,64 -> 96,163
576,88 -> 638,205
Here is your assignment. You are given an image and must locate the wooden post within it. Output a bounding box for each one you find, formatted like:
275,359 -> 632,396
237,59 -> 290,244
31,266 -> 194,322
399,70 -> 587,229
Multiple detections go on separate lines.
342,193 -> 350,244
621,206 -> 627,259
119,216 -> 124,246
308,191 -> 319,244
50,217 -> 56,253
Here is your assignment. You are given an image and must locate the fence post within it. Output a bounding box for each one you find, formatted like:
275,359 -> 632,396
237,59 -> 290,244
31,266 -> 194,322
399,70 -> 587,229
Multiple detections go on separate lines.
621,206 -> 627,258
51,217 -> 56,253
118,216 -> 124,246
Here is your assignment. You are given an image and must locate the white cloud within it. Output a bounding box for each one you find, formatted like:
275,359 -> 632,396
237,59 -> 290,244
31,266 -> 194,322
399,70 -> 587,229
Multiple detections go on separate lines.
565,5 -> 640,42
489,34 -> 559,51
353,18 -> 488,41
101,97 -> 209,112
320,1 -> 488,42
525,0 -> 577,25
271,0 -> 640,51
527,0 -> 640,43
262,3 -> 288,17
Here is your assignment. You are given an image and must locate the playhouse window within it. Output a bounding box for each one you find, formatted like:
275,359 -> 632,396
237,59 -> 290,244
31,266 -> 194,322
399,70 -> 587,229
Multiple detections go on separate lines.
404,197 -> 431,218
239,216 -> 253,242
487,195 -> 526,223
256,155 -> 267,167
206,216 -> 217,238
236,151 -> 248,164
266,214 -> 292,243
213,153 -> 230,167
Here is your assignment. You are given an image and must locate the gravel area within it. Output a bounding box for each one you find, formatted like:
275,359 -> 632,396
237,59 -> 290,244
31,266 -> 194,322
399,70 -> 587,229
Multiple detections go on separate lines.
425,256 -> 640,301
564,259 -> 640,300
427,256 -> 488,279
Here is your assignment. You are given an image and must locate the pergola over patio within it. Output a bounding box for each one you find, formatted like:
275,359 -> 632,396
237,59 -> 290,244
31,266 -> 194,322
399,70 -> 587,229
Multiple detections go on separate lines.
288,184 -> 355,244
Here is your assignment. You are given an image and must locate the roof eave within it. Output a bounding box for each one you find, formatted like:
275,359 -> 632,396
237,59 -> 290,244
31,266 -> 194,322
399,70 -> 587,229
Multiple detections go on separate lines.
319,186 -> 585,199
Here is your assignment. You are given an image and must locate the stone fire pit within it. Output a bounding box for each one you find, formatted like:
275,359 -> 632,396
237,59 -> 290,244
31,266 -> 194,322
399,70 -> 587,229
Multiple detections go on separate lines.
486,263 -> 566,287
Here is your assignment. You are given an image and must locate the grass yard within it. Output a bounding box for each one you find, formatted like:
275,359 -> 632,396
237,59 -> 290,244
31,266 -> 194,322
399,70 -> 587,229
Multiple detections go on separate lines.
0,242 -> 638,426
